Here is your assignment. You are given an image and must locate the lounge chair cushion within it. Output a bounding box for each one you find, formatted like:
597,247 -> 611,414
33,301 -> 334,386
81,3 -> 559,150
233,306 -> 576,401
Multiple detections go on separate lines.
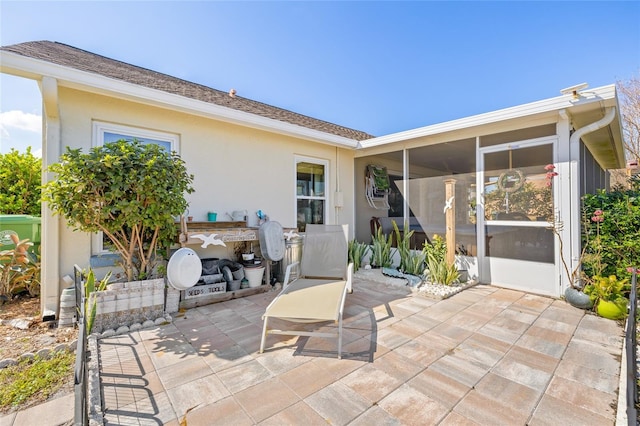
263,278 -> 346,322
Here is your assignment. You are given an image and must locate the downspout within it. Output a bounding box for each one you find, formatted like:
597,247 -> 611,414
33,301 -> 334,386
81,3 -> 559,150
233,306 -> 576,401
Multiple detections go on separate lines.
568,106 -> 616,288
40,76 -> 61,320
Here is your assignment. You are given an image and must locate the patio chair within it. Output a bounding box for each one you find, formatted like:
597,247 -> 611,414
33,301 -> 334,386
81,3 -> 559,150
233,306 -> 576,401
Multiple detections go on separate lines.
259,224 -> 353,359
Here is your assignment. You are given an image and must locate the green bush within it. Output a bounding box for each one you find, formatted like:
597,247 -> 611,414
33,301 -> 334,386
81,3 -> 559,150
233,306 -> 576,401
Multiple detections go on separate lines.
422,234 -> 447,264
0,147 -> 42,216
582,189 -> 640,279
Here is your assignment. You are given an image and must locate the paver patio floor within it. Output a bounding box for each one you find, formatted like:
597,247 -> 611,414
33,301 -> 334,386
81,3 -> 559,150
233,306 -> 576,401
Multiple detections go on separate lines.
98,276 -> 624,425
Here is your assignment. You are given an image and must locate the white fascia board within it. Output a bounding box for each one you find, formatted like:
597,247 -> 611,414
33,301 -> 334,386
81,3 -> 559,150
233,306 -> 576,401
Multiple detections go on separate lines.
0,51 -> 359,149
359,85 -> 617,148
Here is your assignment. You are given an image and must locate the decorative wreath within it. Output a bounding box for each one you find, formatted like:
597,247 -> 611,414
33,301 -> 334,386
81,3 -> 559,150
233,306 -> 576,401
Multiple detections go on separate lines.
497,169 -> 525,193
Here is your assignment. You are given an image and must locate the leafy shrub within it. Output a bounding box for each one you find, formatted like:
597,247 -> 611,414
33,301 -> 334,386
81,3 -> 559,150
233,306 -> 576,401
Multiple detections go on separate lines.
582,189 -> 640,279
425,252 -> 460,285
584,274 -> 629,304
422,234 -> 447,264
0,147 -> 42,216
43,140 -> 194,281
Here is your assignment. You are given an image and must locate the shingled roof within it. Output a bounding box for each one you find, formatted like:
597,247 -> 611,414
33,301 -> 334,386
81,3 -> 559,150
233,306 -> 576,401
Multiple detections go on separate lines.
1,41 -> 374,141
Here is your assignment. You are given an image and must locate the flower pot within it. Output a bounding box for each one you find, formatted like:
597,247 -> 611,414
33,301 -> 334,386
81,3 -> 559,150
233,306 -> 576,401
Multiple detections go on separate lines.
564,287 -> 593,310
232,267 -> 245,280
228,279 -> 241,291
245,266 -> 265,288
596,299 -> 627,320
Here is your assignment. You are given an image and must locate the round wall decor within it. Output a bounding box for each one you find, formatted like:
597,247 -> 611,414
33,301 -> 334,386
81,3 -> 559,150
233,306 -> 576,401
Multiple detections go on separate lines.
497,169 -> 525,193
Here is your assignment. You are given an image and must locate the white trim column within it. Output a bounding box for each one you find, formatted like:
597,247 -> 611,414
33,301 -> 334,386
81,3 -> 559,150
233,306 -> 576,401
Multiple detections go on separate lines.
402,148 -> 409,224
39,76 -> 61,319
557,109 -> 573,291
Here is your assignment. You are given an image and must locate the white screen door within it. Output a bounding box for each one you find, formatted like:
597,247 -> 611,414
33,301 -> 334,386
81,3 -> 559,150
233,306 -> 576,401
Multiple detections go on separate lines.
477,139 -> 558,296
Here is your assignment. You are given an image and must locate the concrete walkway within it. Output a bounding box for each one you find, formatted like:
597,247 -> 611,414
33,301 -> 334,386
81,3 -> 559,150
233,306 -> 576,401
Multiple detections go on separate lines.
96,278 -> 623,425
0,392 -> 73,426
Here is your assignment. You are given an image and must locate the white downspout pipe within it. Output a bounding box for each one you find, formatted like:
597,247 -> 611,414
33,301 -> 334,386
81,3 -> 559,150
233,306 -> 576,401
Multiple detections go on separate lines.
568,106 -> 616,288
40,76 -> 61,320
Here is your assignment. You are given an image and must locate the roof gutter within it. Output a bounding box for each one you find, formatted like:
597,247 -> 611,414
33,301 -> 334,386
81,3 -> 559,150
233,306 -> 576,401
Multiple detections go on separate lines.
0,51 -> 359,149
569,106 -> 616,147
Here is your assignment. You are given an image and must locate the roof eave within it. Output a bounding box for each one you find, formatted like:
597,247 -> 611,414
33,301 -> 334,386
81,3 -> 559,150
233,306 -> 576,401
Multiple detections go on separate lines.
359,84 -> 620,149
0,50 -> 359,149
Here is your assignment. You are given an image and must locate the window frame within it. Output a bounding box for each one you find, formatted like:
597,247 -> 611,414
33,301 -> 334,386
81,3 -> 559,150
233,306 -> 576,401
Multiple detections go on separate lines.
91,121 -> 180,255
294,155 -> 329,232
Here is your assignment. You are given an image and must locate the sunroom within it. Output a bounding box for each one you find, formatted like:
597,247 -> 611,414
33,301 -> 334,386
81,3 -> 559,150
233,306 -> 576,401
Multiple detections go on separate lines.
353,84 -> 624,298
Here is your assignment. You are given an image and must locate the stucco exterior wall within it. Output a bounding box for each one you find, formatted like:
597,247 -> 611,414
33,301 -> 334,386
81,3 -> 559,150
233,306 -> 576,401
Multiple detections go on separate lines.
53,87 -> 355,282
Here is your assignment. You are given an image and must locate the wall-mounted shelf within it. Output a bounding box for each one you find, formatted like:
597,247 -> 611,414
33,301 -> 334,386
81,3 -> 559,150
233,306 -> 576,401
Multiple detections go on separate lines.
177,221 -> 259,247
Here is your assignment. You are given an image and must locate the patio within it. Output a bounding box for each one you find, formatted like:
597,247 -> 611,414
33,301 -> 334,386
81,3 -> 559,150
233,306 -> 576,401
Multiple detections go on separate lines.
98,276 -> 624,425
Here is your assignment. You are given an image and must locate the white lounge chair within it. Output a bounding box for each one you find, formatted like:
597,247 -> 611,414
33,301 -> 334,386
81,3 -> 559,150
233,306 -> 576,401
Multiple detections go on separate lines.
259,224 -> 353,359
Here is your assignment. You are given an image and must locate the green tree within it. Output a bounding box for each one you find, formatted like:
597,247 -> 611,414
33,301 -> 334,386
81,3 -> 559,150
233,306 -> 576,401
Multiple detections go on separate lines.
0,147 -> 42,215
43,140 -> 194,281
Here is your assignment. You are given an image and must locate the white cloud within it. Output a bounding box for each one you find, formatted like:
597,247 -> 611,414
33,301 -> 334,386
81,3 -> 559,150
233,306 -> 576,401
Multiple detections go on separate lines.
0,110 -> 42,134
0,110 -> 43,155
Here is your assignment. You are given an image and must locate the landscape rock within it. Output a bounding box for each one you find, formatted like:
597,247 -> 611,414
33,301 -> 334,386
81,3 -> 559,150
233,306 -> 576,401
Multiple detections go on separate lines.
19,352 -> 35,362
36,348 -> 51,359
0,358 -> 17,368
2,318 -> 33,330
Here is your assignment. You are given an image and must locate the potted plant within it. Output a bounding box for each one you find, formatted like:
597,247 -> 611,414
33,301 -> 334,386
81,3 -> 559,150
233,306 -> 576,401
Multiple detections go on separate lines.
43,140 -> 194,282
583,274 -> 629,320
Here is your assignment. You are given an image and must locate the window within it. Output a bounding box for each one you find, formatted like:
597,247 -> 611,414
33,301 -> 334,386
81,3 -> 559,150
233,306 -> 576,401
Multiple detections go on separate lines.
295,157 -> 328,232
91,121 -> 180,254
93,121 -> 178,152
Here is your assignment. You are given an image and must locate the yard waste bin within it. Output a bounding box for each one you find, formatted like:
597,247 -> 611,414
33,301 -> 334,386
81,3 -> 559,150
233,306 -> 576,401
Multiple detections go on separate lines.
0,214 -> 42,254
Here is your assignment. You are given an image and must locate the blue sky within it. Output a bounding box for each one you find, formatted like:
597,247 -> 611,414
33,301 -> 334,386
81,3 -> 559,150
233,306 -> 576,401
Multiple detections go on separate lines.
1,1 -> 639,156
